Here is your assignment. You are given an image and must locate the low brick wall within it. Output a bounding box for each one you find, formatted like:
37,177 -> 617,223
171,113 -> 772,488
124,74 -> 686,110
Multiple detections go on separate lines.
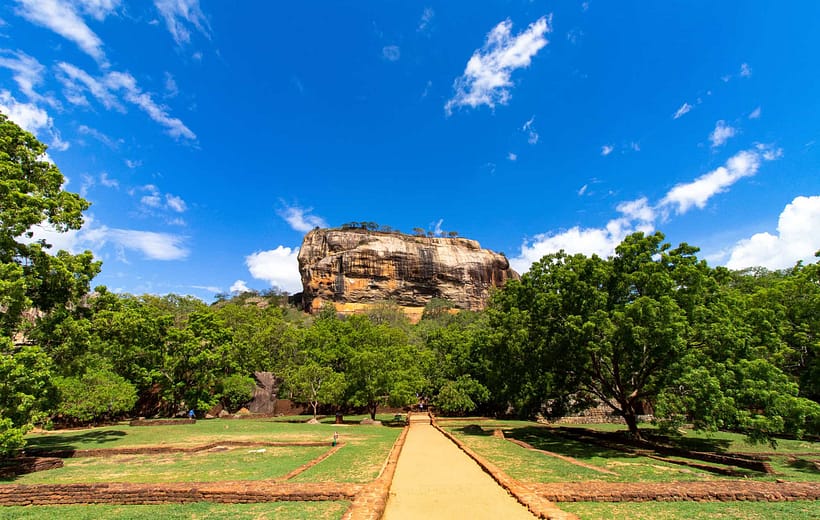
341,418 -> 410,520
0,457 -> 63,478
129,419 -> 195,426
27,440 -> 333,459
529,481 -> 820,502
432,417 -> 577,520
0,481 -> 361,506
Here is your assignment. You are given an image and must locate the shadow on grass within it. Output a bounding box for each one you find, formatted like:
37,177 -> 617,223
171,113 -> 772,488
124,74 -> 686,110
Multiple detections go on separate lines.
506,427 -> 639,460
785,457 -> 820,476
455,424 -> 494,436
24,429 -> 127,452
642,431 -> 733,454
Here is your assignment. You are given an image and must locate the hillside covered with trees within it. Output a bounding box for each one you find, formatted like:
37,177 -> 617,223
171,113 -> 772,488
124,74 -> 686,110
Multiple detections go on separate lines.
2,114 -> 819,456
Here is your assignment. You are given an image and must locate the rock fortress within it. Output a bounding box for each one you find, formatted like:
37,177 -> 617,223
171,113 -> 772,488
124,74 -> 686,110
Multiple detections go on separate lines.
297,227 -> 519,322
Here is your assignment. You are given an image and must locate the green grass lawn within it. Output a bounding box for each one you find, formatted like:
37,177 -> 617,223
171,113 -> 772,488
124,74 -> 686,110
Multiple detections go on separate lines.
7,417 -> 401,485
560,501 -> 820,520
24,419 -> 340,451
6,445 -> 329,484
441,420 -> 820,484
0,501 -> 350,519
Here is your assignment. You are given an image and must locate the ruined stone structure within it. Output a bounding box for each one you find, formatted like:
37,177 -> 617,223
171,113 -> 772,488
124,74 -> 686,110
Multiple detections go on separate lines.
297,228 -> 519,321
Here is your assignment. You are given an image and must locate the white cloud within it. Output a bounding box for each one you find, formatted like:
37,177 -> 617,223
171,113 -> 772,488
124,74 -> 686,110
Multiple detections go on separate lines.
382,45 -> 400,61
15,0 -> 108,64
661,148 -> 766,215
740,63 -> 751,78
153,0 -> 211,46
508,152 -> 517,161
749,106 -> 761,119
577,184 -> 588,196
78,124 -> 120,149
432,218 -> 444,236
445,16 -> 551,115
278,204 -> 327,233
165,194 -> 187,212
57,62 -> 196,140
511,147 -> 782,274
726,196 -> 820,270
137,185 -> 187,213
164,71 -> 179,97
230,280 -> 251,293
0,90 -> 67,151
522,116 -> 539,144
630,141 -> 640,152
0,49 -> 59,108
105,228 -> 189,260
125,159 -> 142,169
99,171 -> 118,188
245,246 -> 302,293
26,217 -> 188,261
418,7 -> 434,32
709,120 -> 736,148
601,144 -> 613,156
673,102 -> 692,119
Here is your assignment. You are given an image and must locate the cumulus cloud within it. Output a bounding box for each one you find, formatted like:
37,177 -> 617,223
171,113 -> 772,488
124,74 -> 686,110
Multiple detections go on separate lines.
15,0 -> 111,64
278,204 -> 327,233
445,16 -> 551,115
508,152 -> 517,161
709,120 -> 736,148
57,62 -> 196,140
726,196 -> 820,270
511,147 -> 782,274
601,144 -> 613,156
165,194 -> 187,212
740,63 -> 751,78
230,279 -> 251,293
673,102 -> 692,119
154,0 -> 211,46
99,171 -> 118,188
245,246 -> 302,293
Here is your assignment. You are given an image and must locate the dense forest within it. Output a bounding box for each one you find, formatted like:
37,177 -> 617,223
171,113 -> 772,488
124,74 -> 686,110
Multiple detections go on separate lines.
2,114 -> 819,457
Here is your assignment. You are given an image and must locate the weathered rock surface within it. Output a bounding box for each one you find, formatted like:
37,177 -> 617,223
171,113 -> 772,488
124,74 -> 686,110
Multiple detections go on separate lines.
298,228 -> 518,318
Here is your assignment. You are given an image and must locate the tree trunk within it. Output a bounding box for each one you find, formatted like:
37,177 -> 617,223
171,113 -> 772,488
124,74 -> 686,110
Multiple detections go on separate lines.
370,402 -> 377,420
311,401 -> 318,420
622,406 -> 641,439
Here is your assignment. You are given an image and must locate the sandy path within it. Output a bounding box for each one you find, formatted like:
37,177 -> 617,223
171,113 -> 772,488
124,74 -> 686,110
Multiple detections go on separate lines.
382,415 -> 536,520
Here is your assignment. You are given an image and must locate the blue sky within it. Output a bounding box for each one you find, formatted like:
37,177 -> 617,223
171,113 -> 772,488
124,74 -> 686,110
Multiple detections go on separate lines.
2,1 -> 819,301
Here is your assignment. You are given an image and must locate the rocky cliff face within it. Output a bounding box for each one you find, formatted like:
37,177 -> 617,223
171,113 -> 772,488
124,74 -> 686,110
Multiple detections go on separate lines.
298,228 -> 519,319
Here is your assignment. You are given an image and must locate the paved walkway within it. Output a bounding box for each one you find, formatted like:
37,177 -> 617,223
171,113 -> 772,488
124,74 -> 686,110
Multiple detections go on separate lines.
382,414 -> 537,520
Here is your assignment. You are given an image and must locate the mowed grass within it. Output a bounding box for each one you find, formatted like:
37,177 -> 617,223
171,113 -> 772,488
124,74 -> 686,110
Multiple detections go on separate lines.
9,418 -> 402,485
0,501 -> 350,519
24,419 -> 340,451
7,445 -> 328,484
560,500 -> 820,520
438,419 -> 820,484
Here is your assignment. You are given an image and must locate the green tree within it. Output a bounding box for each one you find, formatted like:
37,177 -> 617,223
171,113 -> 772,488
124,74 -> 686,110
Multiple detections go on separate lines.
343,315 -> 425,420
0,341 -> 56,455
217,373 -> 256,413
54,368 -> 137,425
0,114 -> 99,335
285,362 -> 345,421
0,114 -> 99,451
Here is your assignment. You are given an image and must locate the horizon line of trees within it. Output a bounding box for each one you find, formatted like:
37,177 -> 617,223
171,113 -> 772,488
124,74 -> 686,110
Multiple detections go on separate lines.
2,114 -> 819,457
